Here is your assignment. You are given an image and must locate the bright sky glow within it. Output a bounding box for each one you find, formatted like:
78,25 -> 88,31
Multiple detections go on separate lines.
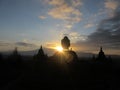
56,46 -> 63,52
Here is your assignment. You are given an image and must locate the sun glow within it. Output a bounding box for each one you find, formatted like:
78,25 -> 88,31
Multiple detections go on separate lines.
56,46 -> 63,52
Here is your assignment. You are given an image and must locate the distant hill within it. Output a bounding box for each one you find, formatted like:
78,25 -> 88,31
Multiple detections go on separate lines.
1,49 -> 120,58
1,48 -> 55,56
77,52 -> 94,58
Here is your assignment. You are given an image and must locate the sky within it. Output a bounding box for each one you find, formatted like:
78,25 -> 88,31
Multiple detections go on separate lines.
0,0 -> 120,55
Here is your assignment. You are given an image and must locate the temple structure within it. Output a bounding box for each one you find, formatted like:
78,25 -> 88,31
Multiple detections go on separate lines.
8,47 -> 22,63
34,46 -> 47,60
37,46 -> 45,57
53,36 -> 78,63
61,36 -> 70,50
97,47 -> 106,60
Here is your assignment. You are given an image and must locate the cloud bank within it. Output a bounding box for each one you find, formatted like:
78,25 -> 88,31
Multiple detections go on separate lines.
105,0 -> 119,10
44,0 -> 83,39
47,0 -> 82,22
74,4 -> 120,55
0,41 -> 38,51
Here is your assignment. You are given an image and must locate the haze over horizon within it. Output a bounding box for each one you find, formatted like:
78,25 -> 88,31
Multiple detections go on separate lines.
0,0 -> 120,55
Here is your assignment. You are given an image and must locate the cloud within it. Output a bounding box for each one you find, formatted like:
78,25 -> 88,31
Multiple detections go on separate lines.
72,0 -> 82,7
91,9 -> 120,47
0,42 -> 33,52
47,0 -> 82,21
0,41 -> 38,52
74,7 -> 120,55
47,0 -> 64,6
105,0 -> 119,10
65,24 -> 73,29
0,41 -> 10,46
69,32 -> 87,42
15,42 -> 36,47
48,5 -> 74,20
0,41 -> 15,51
104,0 -> 120,17
45,0 -> 82,31
84,23 -> 94,28
39,16 -> 46,19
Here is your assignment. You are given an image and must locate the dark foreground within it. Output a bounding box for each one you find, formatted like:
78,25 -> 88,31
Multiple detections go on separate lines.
0,58 -> 120,90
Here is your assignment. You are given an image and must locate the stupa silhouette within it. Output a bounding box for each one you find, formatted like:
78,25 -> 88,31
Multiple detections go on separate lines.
34,46 -> 48,60
97,46 -> 106,60
53,36 -> 78,63
61,36 -> 70,50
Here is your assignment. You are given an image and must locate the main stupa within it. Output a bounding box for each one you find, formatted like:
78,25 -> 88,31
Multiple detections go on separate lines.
53,36 -> 78,63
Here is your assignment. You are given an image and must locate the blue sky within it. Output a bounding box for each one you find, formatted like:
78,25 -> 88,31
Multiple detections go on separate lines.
0,0 -> 120,55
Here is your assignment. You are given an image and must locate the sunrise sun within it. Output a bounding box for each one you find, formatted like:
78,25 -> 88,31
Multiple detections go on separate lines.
56,46 -> 63,52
